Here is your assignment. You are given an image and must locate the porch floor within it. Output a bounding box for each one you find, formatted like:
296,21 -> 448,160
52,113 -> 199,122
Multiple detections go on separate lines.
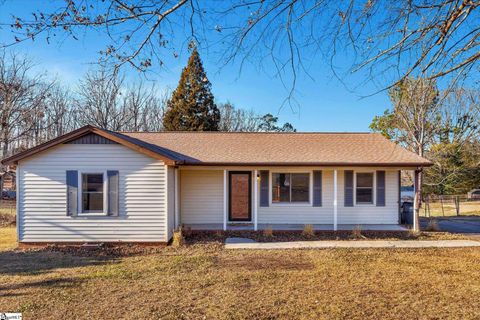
184,224 -> 409,232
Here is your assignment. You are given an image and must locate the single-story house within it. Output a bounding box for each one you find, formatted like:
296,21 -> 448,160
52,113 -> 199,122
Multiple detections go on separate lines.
2,125 -> 431,245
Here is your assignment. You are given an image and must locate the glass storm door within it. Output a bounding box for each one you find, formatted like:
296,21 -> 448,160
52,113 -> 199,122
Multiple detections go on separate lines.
229,171 -> 252,221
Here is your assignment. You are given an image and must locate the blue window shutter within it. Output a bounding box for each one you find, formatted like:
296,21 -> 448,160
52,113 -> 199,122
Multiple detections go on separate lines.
260,170 -> 269,207
107,170 -> 119,216
376,170 -> 386,206
313,171 -> 322,207
344,170 -> 354,207
66,170 -> 78,216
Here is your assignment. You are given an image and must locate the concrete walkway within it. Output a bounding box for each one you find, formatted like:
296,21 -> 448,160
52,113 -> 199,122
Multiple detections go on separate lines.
225,239 -> 480,250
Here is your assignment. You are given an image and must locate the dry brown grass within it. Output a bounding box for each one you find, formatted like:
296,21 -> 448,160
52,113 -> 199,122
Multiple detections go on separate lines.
426,219 -> 441,232
263,225 -> 273,237
172,228 -> 185,247
0,207 -> 15,227
351,225 -> 366,239
0,226 -> 16,250
426,200 -> 480,217
1,227 -> 480,319
302,224 -> 315,237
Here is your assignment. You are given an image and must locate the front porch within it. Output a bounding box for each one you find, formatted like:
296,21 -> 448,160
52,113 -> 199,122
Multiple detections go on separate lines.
175,167 -> 412,233
184,223 -> 409,231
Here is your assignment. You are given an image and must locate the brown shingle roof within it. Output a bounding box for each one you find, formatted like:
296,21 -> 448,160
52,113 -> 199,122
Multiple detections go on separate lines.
1,126 -> 431,167
121,131 -> 432,167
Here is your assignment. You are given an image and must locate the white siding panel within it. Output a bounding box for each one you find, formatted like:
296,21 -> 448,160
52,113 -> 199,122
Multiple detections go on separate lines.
18,144 -> 168,243
180,170 -> 223,224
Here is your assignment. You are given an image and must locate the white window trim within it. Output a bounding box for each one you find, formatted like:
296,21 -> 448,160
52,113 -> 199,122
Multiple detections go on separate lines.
269,171 -> 313,206
354,170 -> 376,206
78,171 -> 108,216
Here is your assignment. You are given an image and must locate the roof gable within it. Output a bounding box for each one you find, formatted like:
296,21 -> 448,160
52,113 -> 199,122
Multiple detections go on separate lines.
66,132 -> 118,144
1,126 -> 178,165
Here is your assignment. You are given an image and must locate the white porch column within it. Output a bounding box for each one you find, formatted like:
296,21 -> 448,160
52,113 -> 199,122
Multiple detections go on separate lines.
413,169 -> 420,232
333,169 -> 338,231
174,168 -> 180,229
223,170 -> 227,231
253,170 -> 258,231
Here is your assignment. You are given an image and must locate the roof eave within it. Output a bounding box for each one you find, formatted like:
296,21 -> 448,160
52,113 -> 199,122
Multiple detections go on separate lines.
179,161 -> 433,167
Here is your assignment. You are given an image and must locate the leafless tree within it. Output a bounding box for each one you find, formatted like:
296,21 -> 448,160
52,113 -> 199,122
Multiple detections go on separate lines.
140,89 -> 169,131
76,67 -> 131,130
436,88 -> 480,144
123,82 -> 167,131
370,77 -> 440,230
75,66 -> 169,131
218,102 -> 261,132
2,0 -> 195,71
0,52 -> 54,158
3,1 -> 480,93
217,0 -> 480,93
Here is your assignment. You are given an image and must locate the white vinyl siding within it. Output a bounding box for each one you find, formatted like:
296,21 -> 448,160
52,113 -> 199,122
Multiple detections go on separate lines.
180,170 -> 223,224
18,144 -> 169,243
178,168 -> 399,226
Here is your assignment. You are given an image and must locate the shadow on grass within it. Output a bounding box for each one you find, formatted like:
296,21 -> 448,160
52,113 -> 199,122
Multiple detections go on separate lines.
0,249 -> 111,276
0,244 -> 167,276
0,277 -> 81,297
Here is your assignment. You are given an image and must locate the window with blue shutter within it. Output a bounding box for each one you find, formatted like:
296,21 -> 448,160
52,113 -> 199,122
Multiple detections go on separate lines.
376,171 -> 386,206
260,170 -> 269,207
313,171 -> 322,207
344,170 -> 354,207
66,170 -> 78,216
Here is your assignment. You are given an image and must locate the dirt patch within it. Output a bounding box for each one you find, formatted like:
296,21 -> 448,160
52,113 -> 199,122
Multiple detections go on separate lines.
0,213 -> 15,227
216,253 -> 315,271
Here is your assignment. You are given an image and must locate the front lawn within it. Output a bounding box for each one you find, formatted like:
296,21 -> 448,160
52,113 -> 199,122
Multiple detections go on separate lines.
1,229 -> 480,319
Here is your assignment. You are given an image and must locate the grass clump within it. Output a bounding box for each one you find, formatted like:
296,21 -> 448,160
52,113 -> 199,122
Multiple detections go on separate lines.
172,227 -> 185,247
0,213 -> 15,227
263,225 -> 273,237
351,225 -> 366,239
302,224 -> 315,237
425,219 -> 441,232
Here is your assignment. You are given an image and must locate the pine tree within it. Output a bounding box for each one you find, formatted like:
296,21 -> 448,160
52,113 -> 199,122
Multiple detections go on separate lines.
163,47 -> 220,131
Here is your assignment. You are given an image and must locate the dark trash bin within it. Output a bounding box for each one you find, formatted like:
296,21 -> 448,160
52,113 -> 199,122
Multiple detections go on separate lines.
401,202 -> 413,225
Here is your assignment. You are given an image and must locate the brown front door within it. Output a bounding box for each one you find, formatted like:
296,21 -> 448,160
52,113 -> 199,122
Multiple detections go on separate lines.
229,171 -> 252,221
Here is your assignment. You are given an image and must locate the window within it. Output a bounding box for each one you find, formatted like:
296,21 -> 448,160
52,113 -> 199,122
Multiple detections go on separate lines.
272,173 -> 309,203
356,172 -> 374,204
81,173 -> 104,213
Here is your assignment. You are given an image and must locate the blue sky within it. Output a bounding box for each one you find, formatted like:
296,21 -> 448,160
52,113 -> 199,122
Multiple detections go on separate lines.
0,1 -> 391,132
